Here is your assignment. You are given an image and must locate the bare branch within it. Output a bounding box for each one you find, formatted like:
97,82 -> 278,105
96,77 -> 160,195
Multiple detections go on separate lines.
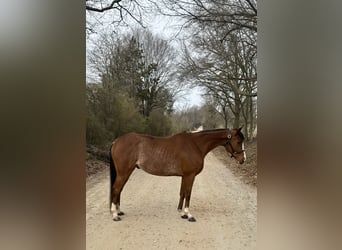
86,0 -> 122,13
245,0 -> 257,15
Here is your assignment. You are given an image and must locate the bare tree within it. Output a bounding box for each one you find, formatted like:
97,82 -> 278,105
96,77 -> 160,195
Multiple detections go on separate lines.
179,23 -> 256,136
132,29 -> 184,115
157,0 -> 257,42
86,0 -> 147,34
160,0 -> 257,136
88,29 -> 179,116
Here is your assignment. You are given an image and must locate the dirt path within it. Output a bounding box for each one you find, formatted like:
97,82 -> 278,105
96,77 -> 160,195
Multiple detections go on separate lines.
86,152 -> 256,250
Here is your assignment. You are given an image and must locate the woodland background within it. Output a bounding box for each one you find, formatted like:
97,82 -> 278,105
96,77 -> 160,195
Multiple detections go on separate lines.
86,0 -> 257,150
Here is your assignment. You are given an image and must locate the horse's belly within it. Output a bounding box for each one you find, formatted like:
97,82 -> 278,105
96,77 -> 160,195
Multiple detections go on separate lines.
138,160 -> 182,176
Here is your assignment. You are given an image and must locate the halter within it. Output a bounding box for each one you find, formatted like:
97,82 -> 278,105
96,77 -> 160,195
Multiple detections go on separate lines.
226,134 -> 245,158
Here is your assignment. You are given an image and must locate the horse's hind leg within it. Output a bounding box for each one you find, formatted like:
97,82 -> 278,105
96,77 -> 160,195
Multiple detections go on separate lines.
111,167 -> 135,221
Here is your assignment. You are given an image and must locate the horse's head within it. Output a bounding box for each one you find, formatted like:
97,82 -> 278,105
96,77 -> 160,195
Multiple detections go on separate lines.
224,127 -> 246,164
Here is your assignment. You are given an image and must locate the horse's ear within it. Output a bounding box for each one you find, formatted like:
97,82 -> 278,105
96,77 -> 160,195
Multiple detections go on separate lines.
238,126 -> 243,131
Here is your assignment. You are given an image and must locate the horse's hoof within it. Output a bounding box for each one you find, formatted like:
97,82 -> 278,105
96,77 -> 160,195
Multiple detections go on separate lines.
118,211 -> 125,216
188,217 -> 196,222
113,216 -> 121,221
181,214 -> 188,219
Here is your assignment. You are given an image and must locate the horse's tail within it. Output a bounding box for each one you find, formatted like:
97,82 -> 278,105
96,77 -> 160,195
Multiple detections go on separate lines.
109,143 -> 116,213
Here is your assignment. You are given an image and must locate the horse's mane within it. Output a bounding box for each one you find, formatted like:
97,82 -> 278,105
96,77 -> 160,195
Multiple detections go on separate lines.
187,128 -> 227,133
199,128 -> 227,133
189,128 -> 245,140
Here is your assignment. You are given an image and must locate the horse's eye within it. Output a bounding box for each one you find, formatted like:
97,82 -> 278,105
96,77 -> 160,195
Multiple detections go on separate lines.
238,141 -> 242,145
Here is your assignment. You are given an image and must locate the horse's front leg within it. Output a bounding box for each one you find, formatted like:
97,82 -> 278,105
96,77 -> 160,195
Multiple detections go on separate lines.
177,178 -> 185,213
183,193 -> 196,222
178,175 -> 196,222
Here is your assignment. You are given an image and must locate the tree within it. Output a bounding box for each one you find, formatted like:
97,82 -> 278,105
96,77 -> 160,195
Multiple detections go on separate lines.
86,29 -> 178,146
174,1 -> 257,138
88,29 -> 178,117
86,0 -> 147,34
86,82 -> 147,147
132,29 -> 179,116
157,0 -> 257,42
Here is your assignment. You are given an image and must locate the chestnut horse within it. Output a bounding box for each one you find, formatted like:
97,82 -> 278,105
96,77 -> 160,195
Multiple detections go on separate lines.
109,128 -> 246,222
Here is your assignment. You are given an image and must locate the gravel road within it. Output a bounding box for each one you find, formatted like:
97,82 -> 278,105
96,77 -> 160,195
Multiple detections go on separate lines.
86,152 -> 256,250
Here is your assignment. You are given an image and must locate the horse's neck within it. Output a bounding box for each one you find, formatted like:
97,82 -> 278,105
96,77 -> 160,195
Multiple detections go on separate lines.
193,131 -> 228,157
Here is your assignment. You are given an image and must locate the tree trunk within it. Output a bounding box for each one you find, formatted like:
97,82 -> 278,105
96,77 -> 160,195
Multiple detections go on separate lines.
233,98 -> 241,128
243,98 -> 249,140
249,97 -> 254,141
